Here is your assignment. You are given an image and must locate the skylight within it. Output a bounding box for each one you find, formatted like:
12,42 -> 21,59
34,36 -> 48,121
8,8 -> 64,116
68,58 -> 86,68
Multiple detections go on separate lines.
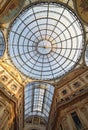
25,82 -> 54,121
0,31 -> 5,57
85,45 -> 88,66
8,2 -> 84,80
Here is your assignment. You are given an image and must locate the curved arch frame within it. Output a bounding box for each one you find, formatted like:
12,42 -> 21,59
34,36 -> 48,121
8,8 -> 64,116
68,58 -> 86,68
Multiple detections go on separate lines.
0,30 -> 6,58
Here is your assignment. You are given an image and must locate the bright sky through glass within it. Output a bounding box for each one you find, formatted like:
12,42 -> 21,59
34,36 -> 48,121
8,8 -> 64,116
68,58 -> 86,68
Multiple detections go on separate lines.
0,31 -> 5,57
8,2 -> 84,80
25,82 -> 54,121
85,45 -> 88,66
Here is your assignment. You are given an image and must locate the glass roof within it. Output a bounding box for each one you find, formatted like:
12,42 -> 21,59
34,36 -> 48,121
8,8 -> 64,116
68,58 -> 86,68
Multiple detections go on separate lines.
25,82 -> 54,121
85,45 -> 88,66
0,31 -> 5,57
8,2 -> 84,80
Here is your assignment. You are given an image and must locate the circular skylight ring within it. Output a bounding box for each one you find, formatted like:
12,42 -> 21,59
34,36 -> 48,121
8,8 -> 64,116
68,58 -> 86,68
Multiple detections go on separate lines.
8,2 -> 84,80
0,31 -> 5,58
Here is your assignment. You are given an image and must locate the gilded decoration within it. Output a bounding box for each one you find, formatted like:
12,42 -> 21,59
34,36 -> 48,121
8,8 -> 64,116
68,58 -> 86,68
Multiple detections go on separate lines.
0,60 -> 22,83
0,0 -> 25,23
74,0 -> 88,24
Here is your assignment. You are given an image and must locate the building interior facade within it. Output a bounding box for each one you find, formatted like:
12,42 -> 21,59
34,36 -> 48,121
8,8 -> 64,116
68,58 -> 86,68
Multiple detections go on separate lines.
0,0 -> 88,130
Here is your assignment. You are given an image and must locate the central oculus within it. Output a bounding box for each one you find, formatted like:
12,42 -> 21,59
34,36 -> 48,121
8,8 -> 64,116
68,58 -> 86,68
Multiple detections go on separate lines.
37,40 -> 51,54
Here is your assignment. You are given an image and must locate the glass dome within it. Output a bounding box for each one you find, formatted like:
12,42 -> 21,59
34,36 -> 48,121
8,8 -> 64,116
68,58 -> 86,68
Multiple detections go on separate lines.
25,82 -> 54,121
0,31 -> 5,57
8,2 -> 84,80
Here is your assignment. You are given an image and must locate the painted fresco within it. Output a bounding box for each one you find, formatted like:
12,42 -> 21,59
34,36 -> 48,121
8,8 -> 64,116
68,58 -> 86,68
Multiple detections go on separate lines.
0,0 -> 25,23
74,0 -> 88,24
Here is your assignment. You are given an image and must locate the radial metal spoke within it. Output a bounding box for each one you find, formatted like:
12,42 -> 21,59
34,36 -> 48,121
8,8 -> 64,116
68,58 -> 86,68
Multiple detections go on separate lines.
5,26 -> 38,44
48,0 -> 70,40
50,53 -> 67,73
51,33 -> 83,43
18,17 -> 40,41
52,49 -> 82,66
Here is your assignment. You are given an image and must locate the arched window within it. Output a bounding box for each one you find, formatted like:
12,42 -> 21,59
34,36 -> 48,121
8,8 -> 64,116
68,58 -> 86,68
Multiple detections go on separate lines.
71,112 -> 83,130
0,31 -> 5,57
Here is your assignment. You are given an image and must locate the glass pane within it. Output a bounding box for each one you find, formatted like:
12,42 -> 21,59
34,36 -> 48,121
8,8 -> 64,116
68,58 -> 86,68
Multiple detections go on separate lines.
71,112 -> 83,130
85,45 -> 88,66
0,31 -> 5,57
